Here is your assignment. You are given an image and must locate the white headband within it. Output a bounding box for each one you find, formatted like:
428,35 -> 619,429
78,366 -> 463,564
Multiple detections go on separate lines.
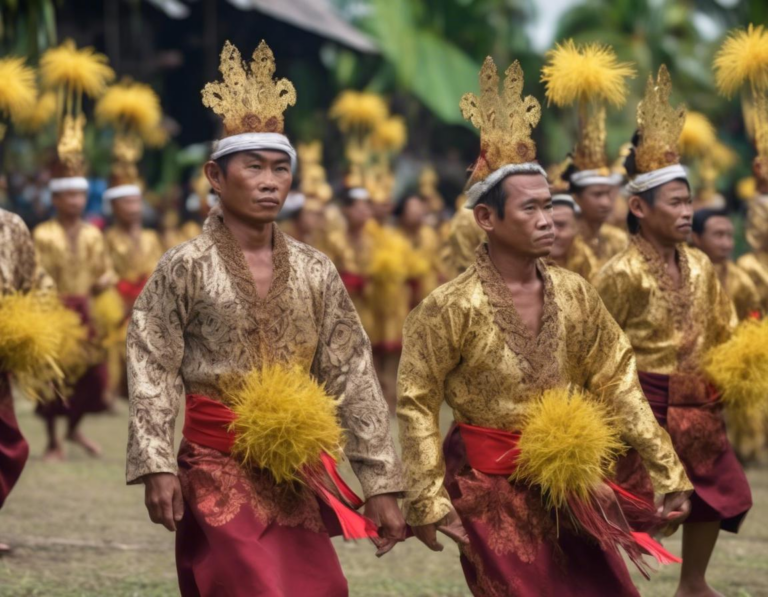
570,169 -> 617,187
348,187 -> 370,201
103,184 -> 141,202
551,193 -> 581,214
50,177 -> 89,193
465,163 -> 547,208
210,132 -> 297,172
626,164 -> 688,194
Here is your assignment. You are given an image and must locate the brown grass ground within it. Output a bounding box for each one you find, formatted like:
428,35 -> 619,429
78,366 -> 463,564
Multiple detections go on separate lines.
1,398 -> 766,596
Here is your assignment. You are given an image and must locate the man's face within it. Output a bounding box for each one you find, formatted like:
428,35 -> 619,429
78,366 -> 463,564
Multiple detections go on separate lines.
475,173 -> 554,258
575,184 -> 614,225
693,215 -> 734,264
52,190 -> 87,219
371,201 -> 392,223
112,194 -> 143,226
205,150 -> 292,225
296,208 -> 324,235
630,180 -> 692,244
343,200 -> 372,230
550,204 -> 577,261
400,196 -> 427,228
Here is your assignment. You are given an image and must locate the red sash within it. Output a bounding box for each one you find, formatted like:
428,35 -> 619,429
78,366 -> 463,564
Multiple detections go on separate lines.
339,272 -> 367,295
183,394 -> 378,541
458,422 -> 681,576
116,276 -> 148,306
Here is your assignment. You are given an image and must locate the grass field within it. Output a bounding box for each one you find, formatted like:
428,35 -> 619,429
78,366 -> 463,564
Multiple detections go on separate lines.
1,397 -> 766,596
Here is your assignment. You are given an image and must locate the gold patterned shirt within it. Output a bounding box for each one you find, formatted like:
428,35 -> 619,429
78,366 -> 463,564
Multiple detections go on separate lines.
442,207 -> 486,278
105,227 -> 165,283
33,219 -> 115,297
736,252 -> 768,314
561,235 -> 599,281
593,236 -> 736,375
126,215 -> 403,498
0,209 -> 52,294
397,245 -> 690,526
580,222 -> 628,267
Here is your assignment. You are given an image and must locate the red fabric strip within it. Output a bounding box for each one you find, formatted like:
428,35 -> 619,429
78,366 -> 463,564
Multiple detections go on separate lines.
339,272 -> 367,295
457,422 -> 521,475
116,276 -> 148,305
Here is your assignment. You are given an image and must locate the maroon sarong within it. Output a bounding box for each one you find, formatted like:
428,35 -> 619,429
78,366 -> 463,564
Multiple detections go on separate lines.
175,393 -> 371,596
616,371 -> 752,533
444,425 -> 642,597
0,373 -> 29,509
34,295 -> 108,422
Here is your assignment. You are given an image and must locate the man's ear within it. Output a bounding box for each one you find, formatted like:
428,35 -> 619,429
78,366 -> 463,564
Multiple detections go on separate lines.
204,161 -> 223,196
473,204 -> 495,233
627,194 -> 646,223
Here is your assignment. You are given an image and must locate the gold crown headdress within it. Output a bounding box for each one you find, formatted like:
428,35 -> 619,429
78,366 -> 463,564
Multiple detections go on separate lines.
546,157 -> 573,194
297,141 -> 332,203
542,40 -> 635,175
0,57 -> 37,141
96,80 -> 164,191
418,166 -> 444,213
40,40 -> 115,178
202,41 -> 296,137
714,24 -> 768,189
633,65 -> 686,175
461,57 -> 545,205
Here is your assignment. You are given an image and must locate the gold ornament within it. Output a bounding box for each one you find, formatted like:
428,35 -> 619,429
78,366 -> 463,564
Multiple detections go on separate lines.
634,65 -> 686,174
202,40 -> 296,137
460,57 -> 541,187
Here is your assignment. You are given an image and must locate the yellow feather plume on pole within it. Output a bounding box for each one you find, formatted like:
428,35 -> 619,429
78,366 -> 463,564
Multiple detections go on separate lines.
0,57 -> 37,124
714,24 -> 768,97
371,115 -> 407,152
541,40 -> 636,107
703,318 -> 768,411
678,111 -> 716,158
225,363 -> 343,484
15,91 -> 57,133
0,292 -> 88,401
95,81 -> 163,142
512,387 -> 625,510
329,90 -> 388,131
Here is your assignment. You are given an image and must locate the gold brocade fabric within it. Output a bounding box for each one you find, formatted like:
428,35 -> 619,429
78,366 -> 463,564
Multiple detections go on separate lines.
105,227 -> 165,283
126,215 -> 403,498
33,219 -> 115,297
404,224 -> 444,304
579,222 -> 628,266
737,252 -> 768,314
715,261 -> 762,320
563,235 -> 599,281
442,207 -> 486,278
397,244 -> 690,526
0,209 -> 53,294
593,236 -> 736,375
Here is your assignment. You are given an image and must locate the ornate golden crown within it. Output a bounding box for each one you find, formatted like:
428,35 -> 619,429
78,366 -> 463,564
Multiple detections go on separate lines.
56,114 -> 87,177
202,40 -> 296,137
460,57 -> 541,186
634,65 -> 686,174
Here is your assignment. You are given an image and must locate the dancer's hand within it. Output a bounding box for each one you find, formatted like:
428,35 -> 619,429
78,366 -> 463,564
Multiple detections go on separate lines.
656,490 -> 692,525
413,507 -> 469,552
143,473 -> 184,531
365,493 -> 406,557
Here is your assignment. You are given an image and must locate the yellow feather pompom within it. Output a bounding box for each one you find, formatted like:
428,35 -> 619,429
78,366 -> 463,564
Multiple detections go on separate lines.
541,39 -> 636,107
225,363 -> 343,484
737,176 -> 757,201
40,39 -> 115,98
0,293 -> 87,401
679,111 -> 716,158
714,24 -> 768,97
703,318 -> 768,411
329,90 -> 388,131
91,288 -> 126,345
371,116 -> 407,152
512,387 -> 625,510
15,91 -> 57,132
95,81 -> 163,140
0,57 -> 37,123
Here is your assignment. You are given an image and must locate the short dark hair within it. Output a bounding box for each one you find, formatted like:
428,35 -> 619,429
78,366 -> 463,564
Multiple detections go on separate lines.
214,153 -> 235,177
394,189 -> 426,218
476,175 -> 509,219
692,208 -> 729,235
626,177 -> 689,234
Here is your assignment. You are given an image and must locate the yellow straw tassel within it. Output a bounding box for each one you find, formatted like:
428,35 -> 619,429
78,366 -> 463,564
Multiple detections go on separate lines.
0,57 -> 37,124
40,39 -> 115,99
329,90 -> 388,131
91,288 -> 126,344
679,111 -> 716,158
512,387 -> 624,510
225,363 -> 343,484
703,318 -> 768,411
95,81 -> 163,140
713,24 -> 768,97
0,293 -> 87,401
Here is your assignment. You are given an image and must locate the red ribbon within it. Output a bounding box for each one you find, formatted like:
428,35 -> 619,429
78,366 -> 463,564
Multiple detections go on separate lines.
339,272 -> 368,295
457,422 -> 681,575
116,276 -> 148,306
183,394 -> 378,540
